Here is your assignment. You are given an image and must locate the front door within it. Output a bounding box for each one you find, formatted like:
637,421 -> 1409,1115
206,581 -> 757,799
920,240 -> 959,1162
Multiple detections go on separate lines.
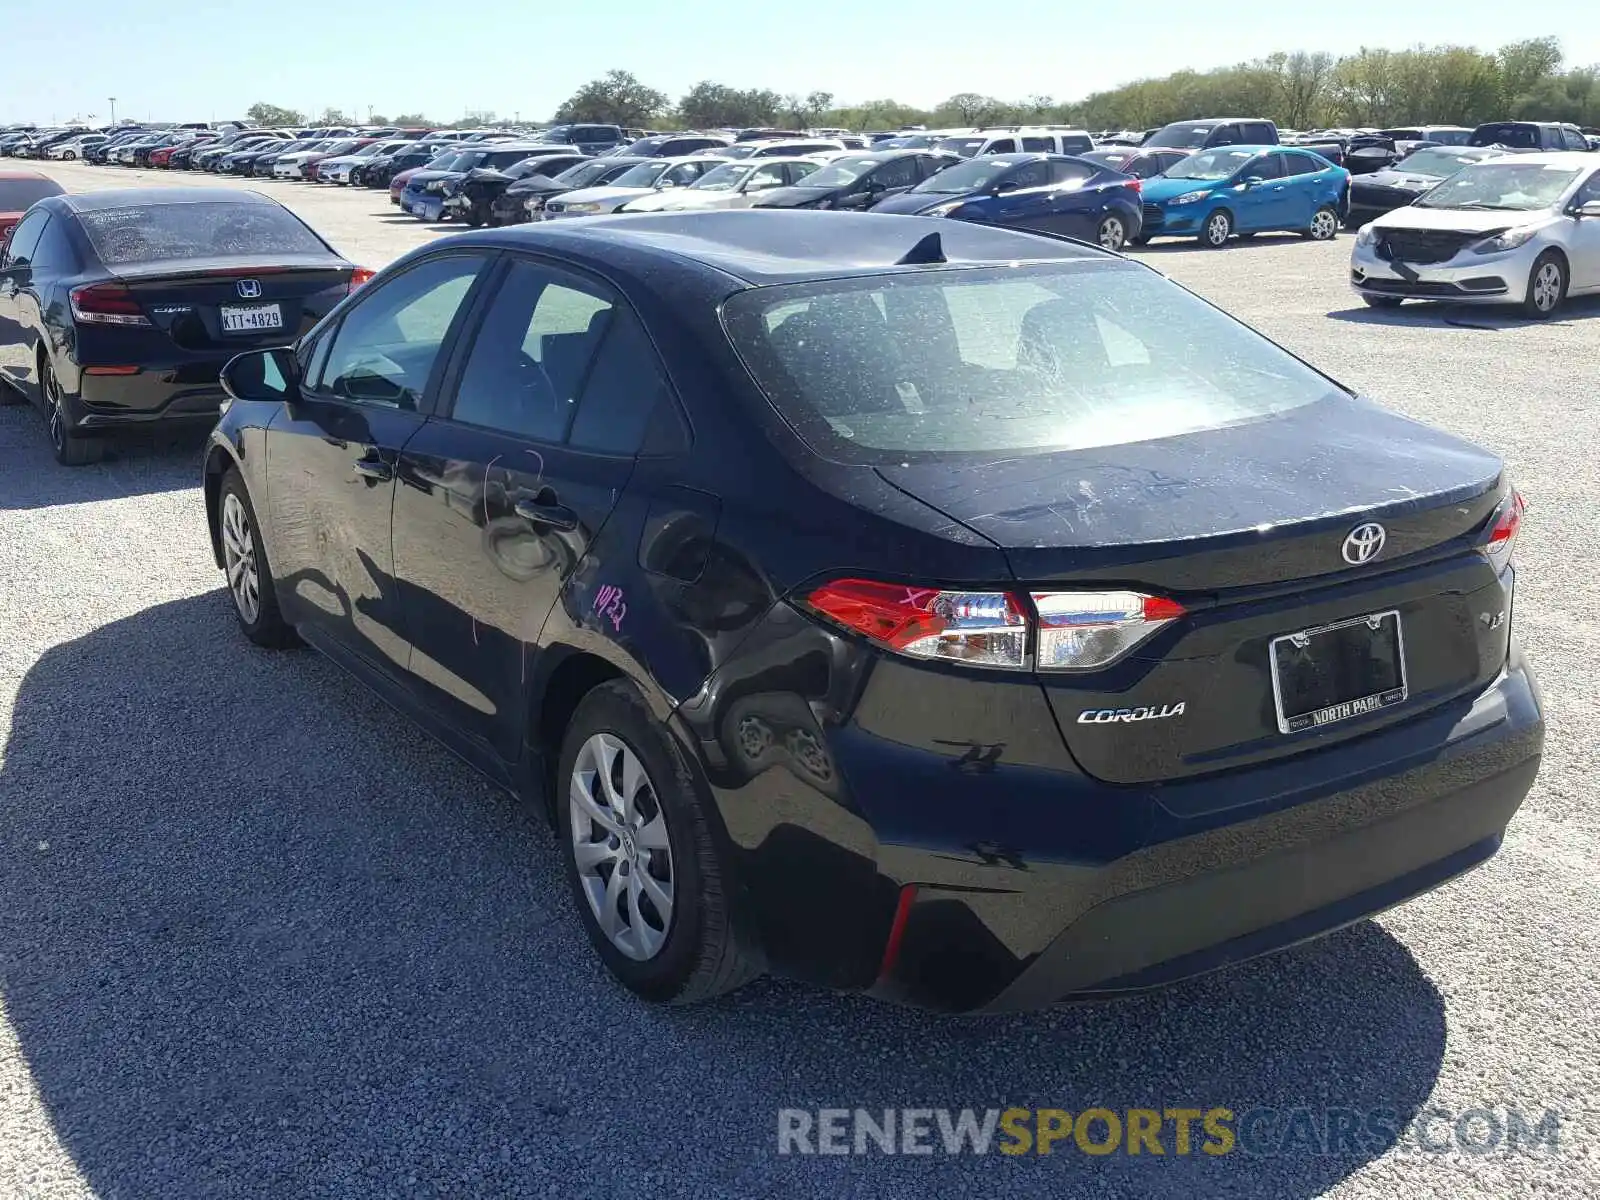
1233,153 -> 1290,231
1568,170 -> 1600,291
0,209 -> 49,397
264,251 -> 491,676
991,161 -> 1056,233
392,255 -> 662,764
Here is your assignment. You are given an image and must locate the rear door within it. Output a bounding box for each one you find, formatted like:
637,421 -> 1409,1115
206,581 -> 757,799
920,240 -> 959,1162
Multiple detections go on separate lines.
1568,169 -> 1600,290
0,209 -> 49,394
1234,152 -> 1288,229
391,256 -> 649,762
1274,151 -> 1319,226
264,251 -> 491,676
1040,159 -> 1109,239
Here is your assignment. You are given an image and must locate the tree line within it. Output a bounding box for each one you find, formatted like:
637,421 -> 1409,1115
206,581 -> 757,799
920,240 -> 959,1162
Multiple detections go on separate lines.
244,38 -> 1600,135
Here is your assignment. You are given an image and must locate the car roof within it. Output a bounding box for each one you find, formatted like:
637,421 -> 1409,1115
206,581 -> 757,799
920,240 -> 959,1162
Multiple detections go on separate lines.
454,210 -> 1110,287
56,188 -> 279,213
0,169 -> 53,181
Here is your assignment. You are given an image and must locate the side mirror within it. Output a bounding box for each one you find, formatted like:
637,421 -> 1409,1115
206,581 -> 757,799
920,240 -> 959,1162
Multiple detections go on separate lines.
220,347 -> 298,404
1577,200 -> 1600,218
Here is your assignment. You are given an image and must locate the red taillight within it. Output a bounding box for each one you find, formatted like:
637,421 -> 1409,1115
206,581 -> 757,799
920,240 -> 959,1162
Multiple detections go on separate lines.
803,579 -> 1184,671
876,885 -> 918,983
69,283 -> 152,326
1125,177 -> 1142,193
1486,491 -> 1526,573
347,266 -> 376,292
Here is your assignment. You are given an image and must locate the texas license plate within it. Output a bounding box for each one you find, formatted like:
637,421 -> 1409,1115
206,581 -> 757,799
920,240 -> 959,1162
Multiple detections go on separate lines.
219,303 -> 283,333
1269,610 -> 1406,734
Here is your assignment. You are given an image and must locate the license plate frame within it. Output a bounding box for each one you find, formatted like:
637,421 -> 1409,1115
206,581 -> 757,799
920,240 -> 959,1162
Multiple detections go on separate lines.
219,302 -> 284,334
1268,609 -> 1407,735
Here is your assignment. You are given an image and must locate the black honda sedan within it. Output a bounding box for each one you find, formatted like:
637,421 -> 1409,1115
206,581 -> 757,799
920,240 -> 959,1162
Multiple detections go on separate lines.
203,211 -> 1542,1012
0,188 -> 370,464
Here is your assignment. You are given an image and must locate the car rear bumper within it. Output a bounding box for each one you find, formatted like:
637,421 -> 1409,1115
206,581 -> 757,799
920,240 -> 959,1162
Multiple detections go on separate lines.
61,363 -> 231,430
876,657 -> 1540,1011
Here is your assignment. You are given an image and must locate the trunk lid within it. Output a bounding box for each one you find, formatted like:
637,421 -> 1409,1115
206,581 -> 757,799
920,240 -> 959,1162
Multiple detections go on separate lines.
112,256 -> 353,350
876,397 -> 1510,785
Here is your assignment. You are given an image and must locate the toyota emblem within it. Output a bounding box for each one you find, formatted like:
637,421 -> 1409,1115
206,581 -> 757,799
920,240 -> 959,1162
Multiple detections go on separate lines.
1342,522 -> 1387,565
236,279 -> 262,299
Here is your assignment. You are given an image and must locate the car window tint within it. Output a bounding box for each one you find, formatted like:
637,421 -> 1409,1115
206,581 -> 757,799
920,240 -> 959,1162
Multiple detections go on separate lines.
1021,136 -> 1054,152
746,164 -> 786,190
568,309 -> 674,455
0,179 -> 61,210
875,157 -> 918,189
1049,161 -> 1094,187
1575,171 -> 1600,207
984,138 -> 1016,154
1002,163 -> 1049,191
319,254 -> 482,410
1245,155 -> 1283,180
723,266 -> 1339,461
449,260 -> 615,441
786,161 -> 821,184
3,210 -> 48,268
29,216 -> 75,274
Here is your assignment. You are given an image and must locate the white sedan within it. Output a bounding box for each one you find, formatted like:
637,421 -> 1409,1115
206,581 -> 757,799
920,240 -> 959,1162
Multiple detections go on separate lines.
1350,152 -> 1600,319
618,158 -> 823,212
541,157 -> 730,218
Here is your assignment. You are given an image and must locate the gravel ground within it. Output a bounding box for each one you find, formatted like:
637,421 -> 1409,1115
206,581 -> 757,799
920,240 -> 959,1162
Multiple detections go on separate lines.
1,161 -> 1597,1199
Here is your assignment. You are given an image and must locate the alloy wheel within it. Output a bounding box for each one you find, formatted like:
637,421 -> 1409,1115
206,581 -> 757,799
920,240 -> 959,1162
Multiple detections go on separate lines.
1098,216 -> 1126,251
1532,262 -> 1563,313
569,732 -> 675,961
1310,209 -> 1338,240
1206,213 -> 1230,246
220,492 -> 262,624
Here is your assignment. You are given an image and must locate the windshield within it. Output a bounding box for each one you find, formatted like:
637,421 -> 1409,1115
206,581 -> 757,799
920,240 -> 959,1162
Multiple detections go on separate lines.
1416,162 -> 1581,210
911,157 -> 1012,194
612,161 -> 671,187
798,155 -> 879,188
0,179 -> 62,210
934,137 -> 986,157
554,160 -> 625,186
1391,148 -> 1485,177
78,202 -> 328,265
1145,124 -> 1215,149
723,264 -> 1337,462
1165,149 -> 1253,180
690,163 -> 751,191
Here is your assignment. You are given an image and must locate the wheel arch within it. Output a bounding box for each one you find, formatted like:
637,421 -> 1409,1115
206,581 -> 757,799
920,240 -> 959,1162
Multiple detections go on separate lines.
202,442 -> 240,569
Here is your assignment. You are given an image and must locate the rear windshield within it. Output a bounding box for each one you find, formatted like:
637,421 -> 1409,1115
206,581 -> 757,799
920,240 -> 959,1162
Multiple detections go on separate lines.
1146,124 -> 1215,149
722,264 -> 1339,462
78,203 -> 327,265
1469,123 -> 1538,149
0,179 -> 61,211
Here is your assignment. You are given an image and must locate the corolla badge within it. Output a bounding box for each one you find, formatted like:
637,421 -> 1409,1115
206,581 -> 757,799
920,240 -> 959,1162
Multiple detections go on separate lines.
1077,702 -> 1186,725
236,279 -> 262,299
1342,522 -> 1386,565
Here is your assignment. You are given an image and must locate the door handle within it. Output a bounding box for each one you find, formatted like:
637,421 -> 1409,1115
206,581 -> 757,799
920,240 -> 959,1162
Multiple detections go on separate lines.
352,456 -> 393,483
515,496 -> 579,531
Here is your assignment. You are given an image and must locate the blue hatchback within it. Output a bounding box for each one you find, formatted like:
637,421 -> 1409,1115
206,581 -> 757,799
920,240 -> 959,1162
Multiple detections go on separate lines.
869,153 -> 1144,250
1139,146 -> 1349,247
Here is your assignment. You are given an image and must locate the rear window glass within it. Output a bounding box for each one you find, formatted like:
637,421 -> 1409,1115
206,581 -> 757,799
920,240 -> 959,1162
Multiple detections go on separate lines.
722,265 -> 1339,463
0,179 -> 62,211
78,203 -> 327,265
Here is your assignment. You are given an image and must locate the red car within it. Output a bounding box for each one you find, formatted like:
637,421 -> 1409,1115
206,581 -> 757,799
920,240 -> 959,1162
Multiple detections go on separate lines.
151,138 -> 216,168
0,170 -> 64,242
390,164 -> 428,204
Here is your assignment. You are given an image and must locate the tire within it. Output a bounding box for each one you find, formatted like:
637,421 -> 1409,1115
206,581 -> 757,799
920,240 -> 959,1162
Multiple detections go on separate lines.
1094,213 -> 1127,252
1129,233 -> 1150,246
1362,294 -> 1403,309
1199,208 -> 1232,248
558,680 -> 760,1005
41,357 -> 103,466
466,203 -> 486,229
63,151 -> 76,161
1305,205 -> 1339,241
218,468 -> 299,648
1522,250 -> 1566,320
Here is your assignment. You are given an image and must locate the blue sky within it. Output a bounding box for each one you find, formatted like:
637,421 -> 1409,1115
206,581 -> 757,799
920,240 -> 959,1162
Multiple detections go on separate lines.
5,1 -> 1598,124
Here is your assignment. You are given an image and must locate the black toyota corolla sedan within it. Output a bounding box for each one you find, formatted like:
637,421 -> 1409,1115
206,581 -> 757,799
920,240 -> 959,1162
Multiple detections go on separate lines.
202,211 -> 1542,1012
0,188 -> 370,464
